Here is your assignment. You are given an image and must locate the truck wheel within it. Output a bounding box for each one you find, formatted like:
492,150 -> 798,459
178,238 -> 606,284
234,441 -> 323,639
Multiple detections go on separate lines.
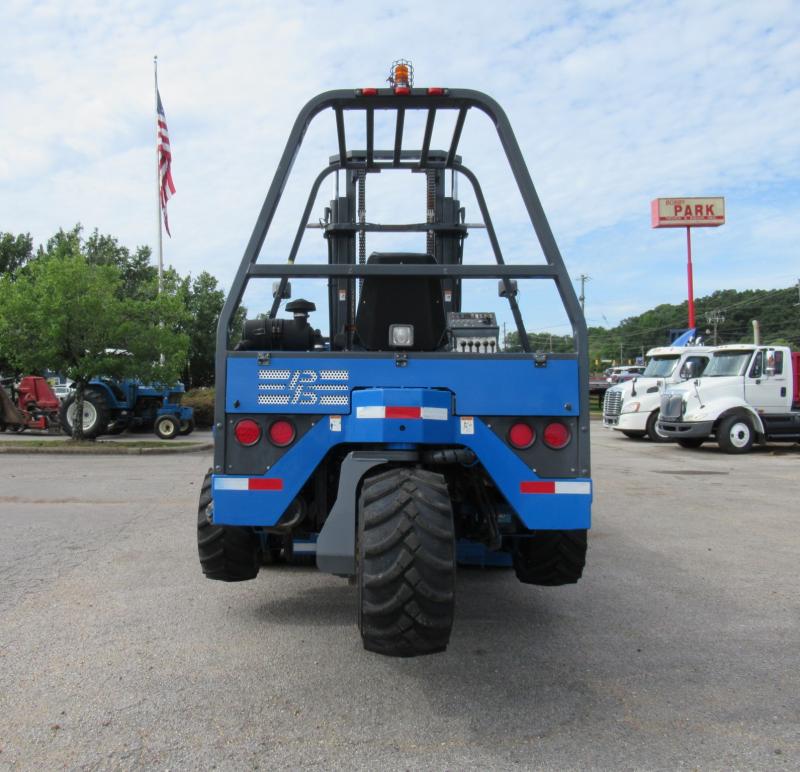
677,438 -> 704,448
59,390 -> 109,439
154,415 -> 179,440
646,411 -> 670,443
197,471 -> 261,581
179,417 -> 195,435
358,467 -> 456,657
621,430 -> 645,439
717,415 -> 754,454
513,530 -> 586,586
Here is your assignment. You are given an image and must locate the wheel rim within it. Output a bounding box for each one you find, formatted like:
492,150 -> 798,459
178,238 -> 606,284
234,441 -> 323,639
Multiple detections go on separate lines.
159,419 -> 176,437
651,412 -> 669,440
67,401 -> 97,431
728,421 -> 751,448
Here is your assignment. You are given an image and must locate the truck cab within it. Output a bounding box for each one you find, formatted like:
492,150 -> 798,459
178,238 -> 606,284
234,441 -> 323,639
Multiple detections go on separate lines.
657,344 -> 800,452
603,346 -> 715,441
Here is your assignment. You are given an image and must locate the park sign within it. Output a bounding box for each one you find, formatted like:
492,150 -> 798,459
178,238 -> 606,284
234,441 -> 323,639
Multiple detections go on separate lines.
651,197 -> 725,228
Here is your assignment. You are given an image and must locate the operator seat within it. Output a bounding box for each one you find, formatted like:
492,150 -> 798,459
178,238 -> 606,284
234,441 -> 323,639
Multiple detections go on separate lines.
355,253 -> 446,351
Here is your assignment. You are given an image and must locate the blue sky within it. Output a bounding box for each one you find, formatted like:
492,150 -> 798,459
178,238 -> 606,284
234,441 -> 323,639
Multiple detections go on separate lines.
1,0 -> 798,334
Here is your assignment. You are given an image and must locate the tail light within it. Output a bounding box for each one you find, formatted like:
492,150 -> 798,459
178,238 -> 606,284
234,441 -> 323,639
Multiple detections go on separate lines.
234,419 -> 261,446
268,419 -> 296,447
508,422 -> 535,449
543,422 -> 571,449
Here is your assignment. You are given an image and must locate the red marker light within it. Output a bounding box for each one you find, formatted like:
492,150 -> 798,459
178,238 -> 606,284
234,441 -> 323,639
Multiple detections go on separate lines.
234,419 -> 261,446
268,419 -> 296,447
508,422 -> 535,449
427,87 -> 445,95
360,87 -> 378,96
394,86 -> 410,95
543,422 -> 571,449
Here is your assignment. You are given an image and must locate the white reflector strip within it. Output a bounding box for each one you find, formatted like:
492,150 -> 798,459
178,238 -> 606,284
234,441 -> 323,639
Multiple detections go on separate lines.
554,481 -> 592,495
215,478 -> 249,491
356,406 -> 449,420
356,406 -> 386,419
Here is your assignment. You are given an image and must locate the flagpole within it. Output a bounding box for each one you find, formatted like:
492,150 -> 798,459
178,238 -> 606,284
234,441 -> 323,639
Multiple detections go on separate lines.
154,54 -> 163,297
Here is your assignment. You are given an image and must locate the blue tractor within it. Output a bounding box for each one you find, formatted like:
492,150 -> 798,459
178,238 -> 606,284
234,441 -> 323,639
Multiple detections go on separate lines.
60,379 -> 194,439
198,65 -> 592,656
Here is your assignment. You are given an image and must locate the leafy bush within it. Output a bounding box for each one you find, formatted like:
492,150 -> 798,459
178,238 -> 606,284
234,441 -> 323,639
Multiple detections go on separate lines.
183,387 -> 215,427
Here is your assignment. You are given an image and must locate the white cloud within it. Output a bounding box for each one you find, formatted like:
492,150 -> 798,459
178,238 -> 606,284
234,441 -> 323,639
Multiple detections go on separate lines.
0,0 -> 798,329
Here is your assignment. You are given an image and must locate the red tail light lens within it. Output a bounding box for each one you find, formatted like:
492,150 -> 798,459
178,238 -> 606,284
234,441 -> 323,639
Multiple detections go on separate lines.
268,419 -> 296,447
543,422 -> 571,449
234,419 -> 261,446
359,87 -> 378,96
394,86 -> 410,95
508,422 -> 535,449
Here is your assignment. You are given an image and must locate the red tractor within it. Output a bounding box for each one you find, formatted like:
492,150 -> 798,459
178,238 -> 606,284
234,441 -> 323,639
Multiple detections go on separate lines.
0,376 -> 62,433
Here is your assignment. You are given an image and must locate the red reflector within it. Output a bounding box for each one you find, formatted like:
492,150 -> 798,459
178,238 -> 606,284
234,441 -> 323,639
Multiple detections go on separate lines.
234,419 -> 261,446
249,478 -> 283,491
427,87 -> 445,95
268,419 -> 296,447
385,406 -> 421,419
360,87 -> 378,96
543,422 -> 571,449
394,86 -> 410,95
521,481 -> 555,494
508,422 -> 535,449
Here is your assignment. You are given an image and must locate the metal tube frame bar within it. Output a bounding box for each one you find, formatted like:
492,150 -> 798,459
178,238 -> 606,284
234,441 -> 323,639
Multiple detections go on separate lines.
214,89 -> 590,476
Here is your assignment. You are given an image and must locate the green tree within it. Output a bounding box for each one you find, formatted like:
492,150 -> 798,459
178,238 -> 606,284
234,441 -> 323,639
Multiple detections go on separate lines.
0,252 -> 188,439
0,232 -> 33,276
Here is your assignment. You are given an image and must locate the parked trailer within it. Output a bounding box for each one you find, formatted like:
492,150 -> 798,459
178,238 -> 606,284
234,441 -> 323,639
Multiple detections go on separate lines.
199,66 -> 592,657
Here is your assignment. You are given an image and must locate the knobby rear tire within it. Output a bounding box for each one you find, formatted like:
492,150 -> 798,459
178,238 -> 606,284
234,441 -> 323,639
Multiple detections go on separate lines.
197,471 -> 261,581
358,467 -> 456,657
513,530 -> 587,586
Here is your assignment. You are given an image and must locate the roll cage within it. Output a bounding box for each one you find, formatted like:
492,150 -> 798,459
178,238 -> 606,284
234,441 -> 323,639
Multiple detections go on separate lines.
215,87 -> 589,470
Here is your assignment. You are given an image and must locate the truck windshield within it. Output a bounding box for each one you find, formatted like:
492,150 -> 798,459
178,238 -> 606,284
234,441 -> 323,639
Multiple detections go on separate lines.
642,356 -> 679,377
703,351 -> 752,377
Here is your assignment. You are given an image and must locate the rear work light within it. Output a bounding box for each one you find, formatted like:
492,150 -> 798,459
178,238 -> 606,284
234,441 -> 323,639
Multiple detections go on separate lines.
268,419 -> 296,447
543,422 -> 571,449
234,419 -> 261,446
508,422 -> 535,449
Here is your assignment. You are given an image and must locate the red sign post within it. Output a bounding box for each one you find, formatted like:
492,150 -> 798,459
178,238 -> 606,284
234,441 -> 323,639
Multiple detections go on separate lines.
651,197 -> 725,329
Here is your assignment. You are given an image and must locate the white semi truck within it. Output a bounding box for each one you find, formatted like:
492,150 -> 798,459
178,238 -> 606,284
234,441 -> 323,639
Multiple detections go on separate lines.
603,346 -> 715,442
657,344 -> 800,453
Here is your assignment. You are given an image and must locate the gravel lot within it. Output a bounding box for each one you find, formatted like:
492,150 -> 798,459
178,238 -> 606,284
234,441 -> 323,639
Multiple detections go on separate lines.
1,430 -> 798,770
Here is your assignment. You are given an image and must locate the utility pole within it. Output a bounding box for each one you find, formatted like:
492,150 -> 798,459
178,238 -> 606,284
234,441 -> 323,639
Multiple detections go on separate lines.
575,274 -> 590,314
619,341 -> 624,364
705,309 -> 725,345
795,278 -> 800,307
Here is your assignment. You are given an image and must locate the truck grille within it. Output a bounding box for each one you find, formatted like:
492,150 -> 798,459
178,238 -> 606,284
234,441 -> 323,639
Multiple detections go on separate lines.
603,389 -> 622,417
660,393 -> 684,420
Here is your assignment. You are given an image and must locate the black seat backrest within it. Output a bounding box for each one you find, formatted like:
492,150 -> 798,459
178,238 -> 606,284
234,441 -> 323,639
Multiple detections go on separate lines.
355,253 -> 446,351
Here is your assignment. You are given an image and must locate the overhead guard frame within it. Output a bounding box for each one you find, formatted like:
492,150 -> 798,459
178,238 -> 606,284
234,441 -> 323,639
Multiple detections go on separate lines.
214,88 -> 590,475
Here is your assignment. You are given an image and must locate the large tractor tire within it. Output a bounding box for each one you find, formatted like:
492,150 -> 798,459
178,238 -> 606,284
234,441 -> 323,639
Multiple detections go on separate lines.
677,437 -> 704,449
197,471 -> 261,581
358,467 -> 456,657
59,390 -> 110,439
179,417 -> 195,436
513,530 -> 587,586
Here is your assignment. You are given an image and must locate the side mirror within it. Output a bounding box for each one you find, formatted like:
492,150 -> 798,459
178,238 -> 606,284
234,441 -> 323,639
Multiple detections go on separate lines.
498,279 -> 518,298
272,280 -> 292,300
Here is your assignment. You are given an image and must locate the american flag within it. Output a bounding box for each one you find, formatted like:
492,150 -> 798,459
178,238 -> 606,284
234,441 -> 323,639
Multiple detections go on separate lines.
157,90 -> 176,236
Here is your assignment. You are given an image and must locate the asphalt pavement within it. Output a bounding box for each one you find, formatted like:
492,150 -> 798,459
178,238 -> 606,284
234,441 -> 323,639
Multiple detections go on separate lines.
1,431 -> 798,769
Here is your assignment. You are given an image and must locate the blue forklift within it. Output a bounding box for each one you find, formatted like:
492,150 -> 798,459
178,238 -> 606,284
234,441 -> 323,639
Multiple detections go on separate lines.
198,63 -> 592,656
